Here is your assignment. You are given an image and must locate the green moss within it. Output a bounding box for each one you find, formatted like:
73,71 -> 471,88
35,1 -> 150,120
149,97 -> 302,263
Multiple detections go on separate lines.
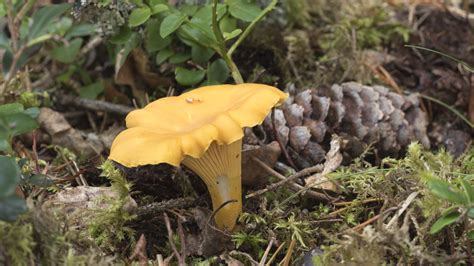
0,216 -> 35,266
85,160 -> 136,251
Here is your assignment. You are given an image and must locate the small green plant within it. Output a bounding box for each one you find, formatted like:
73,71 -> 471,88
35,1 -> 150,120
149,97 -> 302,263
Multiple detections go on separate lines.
0,103 -> 40,222
86,160 -> 136,250
111,0 -> 277,86
426,176 -> 474,234
273,213 -> 313,249
0,2 -> 96,97
232,231 -> 267,253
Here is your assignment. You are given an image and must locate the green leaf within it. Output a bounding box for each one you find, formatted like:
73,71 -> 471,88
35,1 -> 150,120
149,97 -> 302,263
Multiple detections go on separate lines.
26,174 -> 55,188
0,103 -> 24,115
0,32 -> 11,51
0,156 -> 21,198
149,0 -> 166,5
219,15 -> 237,33
177,21 -> 217,48
51,38 -> 83,64
180,4 -> 199,16
0,122 -> 10,152
0,195 -> 27,222
50,17 -> 73,37
191,4 -> 227,25
151,4 -> 168,14
2,46 -> 36,76
459,178 -> 474,203
175,67 -> 205,86
80,81 -> 104,99
207,59 -> 229,84
129,7 -> 152,27
228,0 -> 261,22
430,209 -> 461,234
428,179 -> 468,205
109,27 -> 133,45
160,13 -> 187,38
468,208 -> 474,219
3,113 -> 39,137
145,19 -> 172,53
28,4 -> 72,40
191,44 -> 215,65
169,52 -> 190,64
156,49 -> 174,65
65,23 -> 96,39
223,29 -> 242,41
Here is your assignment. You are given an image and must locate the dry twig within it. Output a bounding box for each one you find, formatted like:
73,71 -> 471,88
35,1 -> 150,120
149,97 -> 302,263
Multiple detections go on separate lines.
57,94 -> 134,115
246,163 -> 323,199
163,213 -> 186,266
137,197 -> 196,218
250,157 -> 335,202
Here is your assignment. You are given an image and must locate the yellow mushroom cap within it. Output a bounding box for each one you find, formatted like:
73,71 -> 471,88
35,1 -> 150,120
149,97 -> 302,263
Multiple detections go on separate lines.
109,83 -> 288,167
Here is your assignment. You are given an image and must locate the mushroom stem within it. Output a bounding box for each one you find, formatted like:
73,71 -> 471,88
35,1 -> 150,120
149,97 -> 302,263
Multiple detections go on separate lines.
183,139 -> 242,231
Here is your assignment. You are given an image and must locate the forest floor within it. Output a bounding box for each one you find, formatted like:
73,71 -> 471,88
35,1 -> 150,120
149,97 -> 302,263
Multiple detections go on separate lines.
1,1 -> 474,265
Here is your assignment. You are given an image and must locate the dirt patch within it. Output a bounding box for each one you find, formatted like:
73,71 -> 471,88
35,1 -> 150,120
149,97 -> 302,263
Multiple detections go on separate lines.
384,7 -> 473,153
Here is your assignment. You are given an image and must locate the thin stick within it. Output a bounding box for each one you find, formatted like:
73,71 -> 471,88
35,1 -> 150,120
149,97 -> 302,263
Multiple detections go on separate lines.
266,241 -> 286,266
57,94 -> 134,115
247,162 -> 323,199
251,157 -> 334,202
5,0 -> 18,49
465,216 -> 474,265
137,197 -> 196,218
333,198 -> 383,207
259,238 -> 274,266
280,238 -> 296,266
348,214 -> 381,233
156,254 -> 165,266
177,217 -> 187,261
163,213 -> 185,266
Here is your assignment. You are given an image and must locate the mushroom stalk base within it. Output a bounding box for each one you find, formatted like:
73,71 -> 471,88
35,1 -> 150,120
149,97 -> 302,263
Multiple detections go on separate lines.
183,139 -> 242,231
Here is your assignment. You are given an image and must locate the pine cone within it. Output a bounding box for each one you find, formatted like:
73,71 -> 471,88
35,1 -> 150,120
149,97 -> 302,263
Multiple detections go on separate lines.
259,82 -> 430,168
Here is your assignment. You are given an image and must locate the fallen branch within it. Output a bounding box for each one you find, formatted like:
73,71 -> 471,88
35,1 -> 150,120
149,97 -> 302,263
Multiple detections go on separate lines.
57,94 -> 134,115
246,162 -> 323,199
250,157 -> 335,202
137,197 -> 196,218
163,213 -> 186,266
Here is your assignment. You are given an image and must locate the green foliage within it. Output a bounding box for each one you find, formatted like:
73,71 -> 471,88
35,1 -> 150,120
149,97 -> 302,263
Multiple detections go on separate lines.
0,102 -> 40,222
232,231 -> 267,256
0,218 -> 35,266
273,213 -> 313,248
2,3 -> 95,74
319,3 -> 409,52
1,2 -> 98,100
0,156 -> 27,222
0,103 -> 39,152
108,0 -> 277,86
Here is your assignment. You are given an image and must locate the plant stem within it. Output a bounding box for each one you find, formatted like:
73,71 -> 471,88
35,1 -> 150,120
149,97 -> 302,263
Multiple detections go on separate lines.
5,0 -> 18,50
211,0 -> 243,84
227,0 -> 278,57
420,94 -> 474,128
14,0 -> 37,26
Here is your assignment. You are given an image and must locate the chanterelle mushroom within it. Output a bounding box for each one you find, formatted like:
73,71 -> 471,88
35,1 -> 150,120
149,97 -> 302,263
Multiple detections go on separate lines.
109,83 -> 288,230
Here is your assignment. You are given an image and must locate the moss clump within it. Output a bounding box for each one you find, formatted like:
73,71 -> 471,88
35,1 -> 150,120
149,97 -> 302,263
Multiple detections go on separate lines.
0,216 -> 35,266
86,160 -> 136,252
